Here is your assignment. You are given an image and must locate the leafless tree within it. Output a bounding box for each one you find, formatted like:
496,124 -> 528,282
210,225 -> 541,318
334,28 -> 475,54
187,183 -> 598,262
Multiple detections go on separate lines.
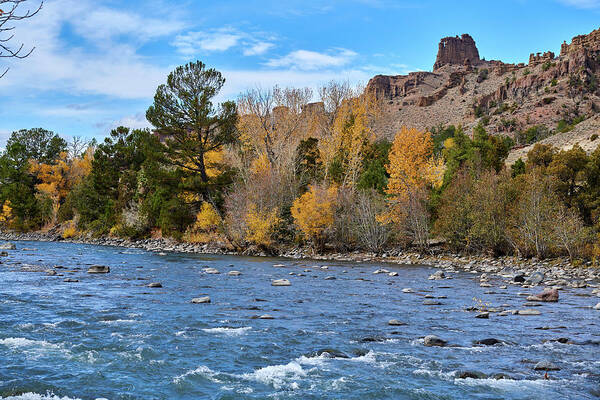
352,189 -> 390,253
67,136 -> 93,160
0,0 -> 43,78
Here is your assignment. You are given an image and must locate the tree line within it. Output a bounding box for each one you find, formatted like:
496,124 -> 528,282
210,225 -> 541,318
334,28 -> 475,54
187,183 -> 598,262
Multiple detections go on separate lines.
1,60 -> 600,262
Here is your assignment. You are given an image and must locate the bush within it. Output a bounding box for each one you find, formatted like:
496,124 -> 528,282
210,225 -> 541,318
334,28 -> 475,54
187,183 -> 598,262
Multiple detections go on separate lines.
590,134 -> 598,142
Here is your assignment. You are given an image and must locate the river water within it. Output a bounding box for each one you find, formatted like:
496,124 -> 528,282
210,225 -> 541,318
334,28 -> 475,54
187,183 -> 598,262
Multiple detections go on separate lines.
0,241 -> 598,399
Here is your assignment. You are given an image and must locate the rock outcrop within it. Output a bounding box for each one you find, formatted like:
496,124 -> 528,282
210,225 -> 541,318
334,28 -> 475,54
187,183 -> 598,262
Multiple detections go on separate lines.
433,34 -> 480,70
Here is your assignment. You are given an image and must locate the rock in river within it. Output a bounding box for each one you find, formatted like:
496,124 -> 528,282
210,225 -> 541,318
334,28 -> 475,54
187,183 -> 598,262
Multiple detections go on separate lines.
423,300 -> 442,305
0,242 -> 16,250
594,303 -> 600,310
147,282 -> 162,288
191,296 -> 211,304
388,319 -> 406,326
424,335 -> 447,347
526,271 -> 544,285
203,268 -> 220,274
456,370 -> 488,379
87,265 -> 110,274
533,361 -> 560,371
518,309 -> 541,316
527,288 -> 559,302
228,271 -> 242,276
428,271 -> 445,280
272,279 -> 291,286
475,312 -> 489,319
474,338 -> 503,346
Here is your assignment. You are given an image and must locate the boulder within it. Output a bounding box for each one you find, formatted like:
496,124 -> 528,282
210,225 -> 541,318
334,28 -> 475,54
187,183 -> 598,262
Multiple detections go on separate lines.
313,349 -> 349,359
203,267 -> 220,274
227,271 -> 242,276
428,270 -> 445,280
594,303 -> 600,310
424,335 -> 447,347
191,296 -> 211,304
402,288 -> 414,293
389,272 -> 399,277
258,314 -> 275,319
527,288 -> 559,302
46,270 -> 57,276
475,312 -> 489,319
456,370 -> 487,379
513,274 -> 526,283
273,264 -> 286,268
0,242 -> 16,250
526,271 -> 544,285
423,300 -> 442,305
87,265 -> 110,274
63,278 -> 79,282
147,282 -> 162,288
0,251 -> 8,257
533,361 -> 560,371
272,279 -> 291,286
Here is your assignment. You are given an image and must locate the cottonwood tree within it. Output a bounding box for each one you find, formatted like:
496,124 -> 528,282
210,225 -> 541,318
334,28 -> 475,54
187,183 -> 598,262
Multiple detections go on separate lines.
146,61 -> 238,208
0,0 -> 43,78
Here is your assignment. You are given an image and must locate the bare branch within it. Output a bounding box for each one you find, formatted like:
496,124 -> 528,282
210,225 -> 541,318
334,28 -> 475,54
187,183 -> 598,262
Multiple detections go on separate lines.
0,0 -> 43,75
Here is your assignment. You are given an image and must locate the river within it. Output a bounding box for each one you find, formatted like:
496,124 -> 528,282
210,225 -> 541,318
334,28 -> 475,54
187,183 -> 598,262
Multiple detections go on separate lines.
0,241 -> 598,399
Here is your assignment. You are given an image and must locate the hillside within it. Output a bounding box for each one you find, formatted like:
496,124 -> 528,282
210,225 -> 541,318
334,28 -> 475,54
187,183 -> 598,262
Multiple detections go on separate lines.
366,29 -> 600,162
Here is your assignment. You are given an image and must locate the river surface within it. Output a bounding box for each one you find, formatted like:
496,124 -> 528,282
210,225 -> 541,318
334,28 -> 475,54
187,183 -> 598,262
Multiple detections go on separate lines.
0,241 -> 599,400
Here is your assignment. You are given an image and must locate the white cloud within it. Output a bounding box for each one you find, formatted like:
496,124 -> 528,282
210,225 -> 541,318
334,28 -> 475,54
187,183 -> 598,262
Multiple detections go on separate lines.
558,0 -> 600,7
266,48 -> 357,70
0,0 -> 179,99
112,113 -> 151,130
243,41 -> 275,56
173,29 -> 243,55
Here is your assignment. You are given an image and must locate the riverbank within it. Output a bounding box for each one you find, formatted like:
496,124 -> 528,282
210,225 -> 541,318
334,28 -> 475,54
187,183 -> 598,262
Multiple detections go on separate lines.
1,230 -> 599,291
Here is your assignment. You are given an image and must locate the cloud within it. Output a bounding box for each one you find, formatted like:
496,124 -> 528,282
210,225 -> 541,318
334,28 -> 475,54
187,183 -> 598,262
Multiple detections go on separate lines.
0,0 -> 179,99
266,49 -> 357,70
112,113 -> 151,130
173,29 -> 243,55
243,41 -> 275,56
558,0 -> 600,7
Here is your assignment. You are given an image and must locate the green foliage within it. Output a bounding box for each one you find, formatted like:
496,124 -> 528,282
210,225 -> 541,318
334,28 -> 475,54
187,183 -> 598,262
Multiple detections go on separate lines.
431,125 -> 456,155
511,158 -> 526,177
294,137 -> 323,190
551,78 -> 558,87
517,125 -> 551,145
541,61 -> 554,72
146,60 -> 238,208
357,139 -> 391,194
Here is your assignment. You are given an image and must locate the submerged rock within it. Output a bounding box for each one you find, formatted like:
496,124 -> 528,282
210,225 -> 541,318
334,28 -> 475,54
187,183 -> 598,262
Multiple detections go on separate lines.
87,265 -> 110,274
313,349 -> 349,359
456,370 -> 488,379
272,279 -> 291,286
533,361 -> 560,371
474,338 -> 502,346
424,335 -> 447,347
191,296 -> 211,304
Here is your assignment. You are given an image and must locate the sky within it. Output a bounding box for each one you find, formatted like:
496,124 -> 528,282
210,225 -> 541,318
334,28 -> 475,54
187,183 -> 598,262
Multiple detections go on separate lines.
0,0 -> 599,145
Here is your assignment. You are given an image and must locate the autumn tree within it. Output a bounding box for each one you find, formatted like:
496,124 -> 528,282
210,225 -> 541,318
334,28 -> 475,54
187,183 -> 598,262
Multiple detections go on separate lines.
237,85 -> 312,170
0,0 -> 43,78
291,184 -> 337,252
146,61 -> 238,209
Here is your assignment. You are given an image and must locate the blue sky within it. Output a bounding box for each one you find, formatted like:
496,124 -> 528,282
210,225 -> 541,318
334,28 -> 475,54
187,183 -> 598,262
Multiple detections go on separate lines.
0,0 -> 599,145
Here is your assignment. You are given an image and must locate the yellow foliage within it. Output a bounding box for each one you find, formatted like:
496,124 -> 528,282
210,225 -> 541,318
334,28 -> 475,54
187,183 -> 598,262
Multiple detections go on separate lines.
193,202 -> 222,232
380,127 -> 445,223
250,153 -> 271,176
443,137 -> 455,150
386,127 -> 445,200
0,200 -> 13,226
245,203 -> 281,247
291,184 -> 337,244
62,221 -> 77,239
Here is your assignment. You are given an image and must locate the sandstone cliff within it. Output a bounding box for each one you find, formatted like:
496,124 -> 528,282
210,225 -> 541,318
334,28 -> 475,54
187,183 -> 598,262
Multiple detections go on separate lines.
366,28 -> 600,162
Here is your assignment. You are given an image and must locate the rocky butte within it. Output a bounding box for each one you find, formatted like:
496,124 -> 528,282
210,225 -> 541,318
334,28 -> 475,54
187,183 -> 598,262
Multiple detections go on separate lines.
367,27 -> 600,163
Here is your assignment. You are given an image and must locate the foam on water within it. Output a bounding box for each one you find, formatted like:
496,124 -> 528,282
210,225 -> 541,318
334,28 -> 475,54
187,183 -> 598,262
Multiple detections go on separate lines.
0,393 -> 81,400
173,365 -> 223,384
0,337 -> 62,350
241,361 -> 310,390
202,327 -> 252,336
